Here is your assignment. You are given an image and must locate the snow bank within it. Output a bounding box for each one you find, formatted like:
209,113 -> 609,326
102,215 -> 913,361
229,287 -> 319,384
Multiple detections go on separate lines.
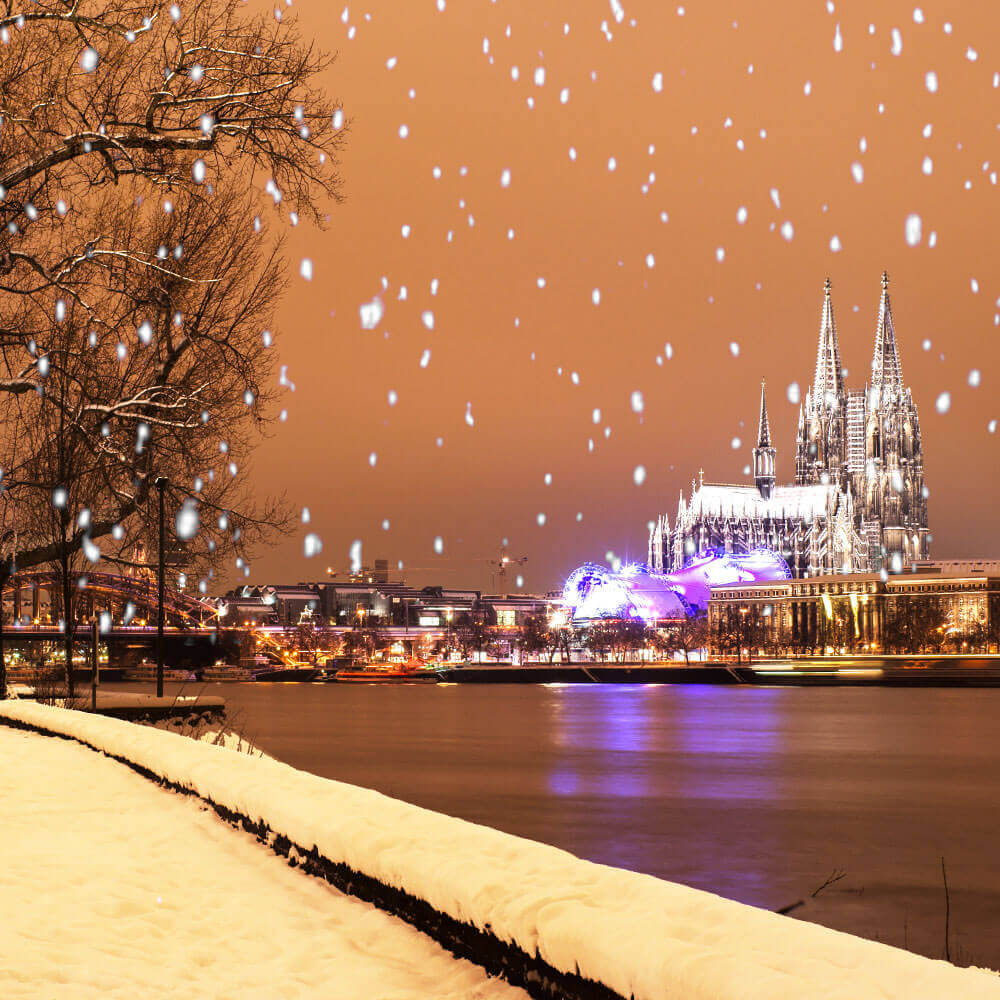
3,700 -> 998,1000
0,724 -> 523,1000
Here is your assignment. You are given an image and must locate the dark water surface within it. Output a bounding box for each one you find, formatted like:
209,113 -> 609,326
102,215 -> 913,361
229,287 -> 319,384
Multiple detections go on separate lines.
157,682 -> 1000,966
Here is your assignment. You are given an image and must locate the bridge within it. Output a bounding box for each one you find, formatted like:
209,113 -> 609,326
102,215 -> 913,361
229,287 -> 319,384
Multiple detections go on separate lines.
3,570 -> 219,629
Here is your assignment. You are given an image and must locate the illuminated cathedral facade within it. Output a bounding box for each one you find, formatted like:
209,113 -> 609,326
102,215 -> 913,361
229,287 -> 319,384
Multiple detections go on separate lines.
648,274 -> 931,578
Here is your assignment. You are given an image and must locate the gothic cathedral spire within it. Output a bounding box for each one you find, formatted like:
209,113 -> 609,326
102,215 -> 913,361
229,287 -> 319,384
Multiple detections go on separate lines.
757,376 -> 772,448
871,271 -> 904,402
814,276 -> 844,406
753,378 -> 776,499
796,278 -> 847,486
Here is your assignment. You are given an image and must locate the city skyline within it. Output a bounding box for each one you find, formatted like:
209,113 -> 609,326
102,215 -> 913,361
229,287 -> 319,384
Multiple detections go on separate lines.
241,1 -> 1000,592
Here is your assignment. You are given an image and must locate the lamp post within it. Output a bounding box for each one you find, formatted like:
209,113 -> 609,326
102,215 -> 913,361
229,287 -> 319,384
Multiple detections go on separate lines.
155,476 -> 168,698
91,616 -> 99,712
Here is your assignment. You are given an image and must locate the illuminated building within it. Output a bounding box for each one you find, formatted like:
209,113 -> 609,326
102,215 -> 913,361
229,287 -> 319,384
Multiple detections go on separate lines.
648,274 -> 930,576
708,561 -> 1000,654
562,548 -> 791,623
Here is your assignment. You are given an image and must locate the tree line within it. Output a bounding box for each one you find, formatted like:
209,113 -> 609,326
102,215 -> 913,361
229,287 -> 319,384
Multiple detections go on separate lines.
294,611 -> 713,666
710,594 -> 1000,661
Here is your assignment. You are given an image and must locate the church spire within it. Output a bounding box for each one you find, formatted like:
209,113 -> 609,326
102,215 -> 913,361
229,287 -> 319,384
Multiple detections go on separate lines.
756,377 -> 772,448
753,378 -> 776,499
813,277 -> 844,406
871,270 -> 904,401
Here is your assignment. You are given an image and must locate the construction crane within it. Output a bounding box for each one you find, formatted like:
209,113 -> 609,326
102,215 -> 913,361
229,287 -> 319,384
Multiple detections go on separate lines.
487,545 -> 527,595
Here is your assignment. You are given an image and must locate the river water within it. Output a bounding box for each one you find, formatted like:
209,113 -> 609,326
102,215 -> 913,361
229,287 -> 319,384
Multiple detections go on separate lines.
155,681 -> 1000,967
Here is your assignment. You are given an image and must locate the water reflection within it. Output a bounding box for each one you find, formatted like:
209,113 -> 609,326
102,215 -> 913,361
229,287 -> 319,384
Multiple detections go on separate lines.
546,768 -> 579,797
673,687 -> 785,757
545,684 -> 785,808
135,681 -> 1000,967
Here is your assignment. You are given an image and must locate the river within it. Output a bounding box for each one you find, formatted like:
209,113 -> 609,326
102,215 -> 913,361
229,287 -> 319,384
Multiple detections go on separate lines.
149,681 -> 1000,967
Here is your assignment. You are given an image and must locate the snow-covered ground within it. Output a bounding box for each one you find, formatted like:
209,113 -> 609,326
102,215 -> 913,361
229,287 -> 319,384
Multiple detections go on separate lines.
3,700 -> 999,1000
0,724 -> 525,1000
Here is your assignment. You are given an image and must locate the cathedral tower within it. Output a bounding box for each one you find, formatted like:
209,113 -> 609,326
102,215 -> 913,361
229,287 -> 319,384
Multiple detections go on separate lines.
795,278 -> 848,487
861,272 -> 930,569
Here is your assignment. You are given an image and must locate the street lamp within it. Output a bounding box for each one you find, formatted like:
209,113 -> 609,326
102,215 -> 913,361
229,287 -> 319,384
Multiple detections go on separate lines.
739,606 -> 749,665
155,476 -> 168,698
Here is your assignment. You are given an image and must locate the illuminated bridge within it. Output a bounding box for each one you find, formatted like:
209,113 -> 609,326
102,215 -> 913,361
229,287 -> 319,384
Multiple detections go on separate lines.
3,571 -> 219,629
2,572 -> 234,675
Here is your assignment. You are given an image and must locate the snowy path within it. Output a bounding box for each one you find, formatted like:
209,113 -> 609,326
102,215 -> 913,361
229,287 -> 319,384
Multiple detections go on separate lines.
0,726 -> 526,1000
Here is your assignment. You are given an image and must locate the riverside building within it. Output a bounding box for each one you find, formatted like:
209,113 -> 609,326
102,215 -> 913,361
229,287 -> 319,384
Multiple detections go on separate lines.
707,562 -> 1000,655
647,274 -> 930,577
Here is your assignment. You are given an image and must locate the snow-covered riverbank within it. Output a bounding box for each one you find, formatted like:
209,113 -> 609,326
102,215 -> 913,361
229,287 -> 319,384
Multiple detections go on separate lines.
2,700 -> 998,1000
0,723 -> 525,1000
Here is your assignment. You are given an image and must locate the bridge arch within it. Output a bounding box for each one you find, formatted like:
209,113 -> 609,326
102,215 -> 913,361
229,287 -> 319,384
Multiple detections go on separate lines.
3,571 -> 218,629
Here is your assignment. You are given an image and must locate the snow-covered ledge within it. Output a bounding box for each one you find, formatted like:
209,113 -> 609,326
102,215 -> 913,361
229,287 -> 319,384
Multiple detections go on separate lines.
3,701 -> 998,1000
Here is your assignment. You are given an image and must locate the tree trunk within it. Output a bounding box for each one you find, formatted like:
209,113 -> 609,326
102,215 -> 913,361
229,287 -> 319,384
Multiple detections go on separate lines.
0,567 -> 7,700
61,553 -> 75,699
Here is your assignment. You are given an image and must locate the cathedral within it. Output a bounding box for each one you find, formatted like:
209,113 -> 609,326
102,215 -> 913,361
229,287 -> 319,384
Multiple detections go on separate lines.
647,274 -> 930,578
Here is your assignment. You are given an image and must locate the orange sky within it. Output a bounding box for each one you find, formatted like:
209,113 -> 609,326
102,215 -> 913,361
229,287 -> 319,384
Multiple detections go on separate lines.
245,0 -> 1000,593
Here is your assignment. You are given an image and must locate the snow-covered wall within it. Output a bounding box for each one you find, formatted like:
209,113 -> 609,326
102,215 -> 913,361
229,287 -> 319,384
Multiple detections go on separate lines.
3,700 -> 999,1000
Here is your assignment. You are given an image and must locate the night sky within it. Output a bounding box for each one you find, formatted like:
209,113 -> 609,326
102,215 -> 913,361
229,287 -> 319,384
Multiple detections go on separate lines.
246,1 -> 1000,593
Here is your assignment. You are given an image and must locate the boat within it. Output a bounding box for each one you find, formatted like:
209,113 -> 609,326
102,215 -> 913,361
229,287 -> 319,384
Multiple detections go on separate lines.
201,663 -> 255,682
123,661 -> 197,682
251,665 -> 319,682
334,660 -> 440,684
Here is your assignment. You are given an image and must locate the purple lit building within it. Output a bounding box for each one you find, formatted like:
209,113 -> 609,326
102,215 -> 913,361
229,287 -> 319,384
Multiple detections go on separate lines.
562,548 -> 791,623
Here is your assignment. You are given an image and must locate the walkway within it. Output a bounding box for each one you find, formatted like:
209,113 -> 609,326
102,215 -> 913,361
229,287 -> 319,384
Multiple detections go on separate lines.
0,726 -> 526,999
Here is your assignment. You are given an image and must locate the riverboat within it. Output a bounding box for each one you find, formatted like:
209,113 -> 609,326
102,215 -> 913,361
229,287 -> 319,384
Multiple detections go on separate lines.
251,665 -> 319,682
124,661 -> 198,682
201,663 -> 255,682
334,660 -> 440,684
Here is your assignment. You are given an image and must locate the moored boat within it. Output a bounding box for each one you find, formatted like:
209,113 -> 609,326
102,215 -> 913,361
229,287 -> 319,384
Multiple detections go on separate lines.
334,660 -> 440,684
252,665 -> 319,682
124,661 -> 197,682
201,663 -> 255,682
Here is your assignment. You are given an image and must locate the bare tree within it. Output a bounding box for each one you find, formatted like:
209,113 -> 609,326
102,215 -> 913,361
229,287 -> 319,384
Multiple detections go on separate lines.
0,1 -> 345,689
18,342 -> 103,696
510,613 -> 575,664
584,617 -> 650,663
0,1 -> 341,259
884,596 -> 947,654
0,427 -> 26,698
712,615 -> 746,664
660,616 -> 710,665
513,614 -> 545,665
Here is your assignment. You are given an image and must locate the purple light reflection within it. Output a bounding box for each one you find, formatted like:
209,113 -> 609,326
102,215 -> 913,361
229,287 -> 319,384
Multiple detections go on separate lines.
541,684 -> 787,894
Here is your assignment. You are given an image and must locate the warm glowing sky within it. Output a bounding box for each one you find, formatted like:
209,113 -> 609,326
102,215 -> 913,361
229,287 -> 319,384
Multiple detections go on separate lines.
246,0 -> 1000,593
